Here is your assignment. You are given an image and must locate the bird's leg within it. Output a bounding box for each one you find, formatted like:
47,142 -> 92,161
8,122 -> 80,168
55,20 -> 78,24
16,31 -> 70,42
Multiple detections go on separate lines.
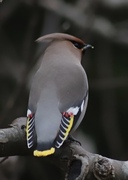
67,135 -> 81,146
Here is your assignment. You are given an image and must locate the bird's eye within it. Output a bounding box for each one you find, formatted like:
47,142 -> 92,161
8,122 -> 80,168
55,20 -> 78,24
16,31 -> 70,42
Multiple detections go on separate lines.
70,40 -> 85,49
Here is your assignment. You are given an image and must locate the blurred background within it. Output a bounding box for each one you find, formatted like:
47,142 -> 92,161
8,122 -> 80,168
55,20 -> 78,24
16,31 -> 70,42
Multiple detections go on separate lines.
0,0 -> 128,179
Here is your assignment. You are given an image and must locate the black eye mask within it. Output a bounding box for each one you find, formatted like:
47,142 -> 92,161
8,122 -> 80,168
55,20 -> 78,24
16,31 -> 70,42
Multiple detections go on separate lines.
70,40 -> 85,49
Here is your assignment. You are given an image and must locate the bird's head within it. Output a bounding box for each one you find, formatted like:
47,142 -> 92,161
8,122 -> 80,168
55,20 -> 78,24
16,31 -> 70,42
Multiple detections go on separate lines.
36,33 -> 93,61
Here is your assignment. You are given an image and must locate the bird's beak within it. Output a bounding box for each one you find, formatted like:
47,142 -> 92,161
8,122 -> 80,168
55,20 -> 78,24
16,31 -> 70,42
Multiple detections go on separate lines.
82,44 -> 94,51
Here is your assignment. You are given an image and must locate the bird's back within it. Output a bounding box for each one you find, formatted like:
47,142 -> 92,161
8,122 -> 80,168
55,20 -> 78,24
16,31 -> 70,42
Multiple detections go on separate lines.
29,40 -> 88,113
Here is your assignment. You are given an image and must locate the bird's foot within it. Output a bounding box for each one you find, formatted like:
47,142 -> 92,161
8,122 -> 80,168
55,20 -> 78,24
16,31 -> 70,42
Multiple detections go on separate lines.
33,147 -> 55,157
68,135 -> 81,146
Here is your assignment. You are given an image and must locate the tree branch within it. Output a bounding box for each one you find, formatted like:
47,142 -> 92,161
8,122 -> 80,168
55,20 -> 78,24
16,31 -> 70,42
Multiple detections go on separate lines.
0,117 -> 128,180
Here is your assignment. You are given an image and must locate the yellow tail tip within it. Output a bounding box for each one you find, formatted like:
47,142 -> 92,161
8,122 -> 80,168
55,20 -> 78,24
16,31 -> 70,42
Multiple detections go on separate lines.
33,147 -> 55,157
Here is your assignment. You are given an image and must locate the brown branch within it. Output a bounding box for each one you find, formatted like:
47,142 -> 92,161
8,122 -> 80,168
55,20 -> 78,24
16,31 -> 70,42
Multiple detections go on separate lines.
0,117 -> 128,180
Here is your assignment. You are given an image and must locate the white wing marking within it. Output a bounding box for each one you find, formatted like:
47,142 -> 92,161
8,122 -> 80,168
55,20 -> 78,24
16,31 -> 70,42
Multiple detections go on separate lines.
27,109 -> 32,117
67,106 -> 79,115
81,100 -> 84,112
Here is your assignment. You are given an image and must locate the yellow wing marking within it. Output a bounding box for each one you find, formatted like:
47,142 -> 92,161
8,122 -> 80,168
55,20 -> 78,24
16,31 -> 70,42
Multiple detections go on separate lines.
63,114 -> 74,140
26,115 -> 35,148
26,117 -> 30,139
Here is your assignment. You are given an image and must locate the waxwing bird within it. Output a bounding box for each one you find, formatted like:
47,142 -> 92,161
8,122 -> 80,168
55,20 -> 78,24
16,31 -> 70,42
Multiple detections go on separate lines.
26,33 -> 93,157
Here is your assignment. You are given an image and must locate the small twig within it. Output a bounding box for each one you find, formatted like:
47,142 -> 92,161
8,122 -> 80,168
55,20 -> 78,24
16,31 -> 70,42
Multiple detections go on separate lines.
0,157 -> 8,164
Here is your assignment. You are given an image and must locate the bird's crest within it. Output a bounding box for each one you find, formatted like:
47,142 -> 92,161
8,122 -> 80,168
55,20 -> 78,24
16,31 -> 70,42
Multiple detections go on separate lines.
36,33 -> 84,44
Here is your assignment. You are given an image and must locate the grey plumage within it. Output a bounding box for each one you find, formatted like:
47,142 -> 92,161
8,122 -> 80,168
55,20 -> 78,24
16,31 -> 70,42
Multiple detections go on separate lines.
26,33 -> 91,157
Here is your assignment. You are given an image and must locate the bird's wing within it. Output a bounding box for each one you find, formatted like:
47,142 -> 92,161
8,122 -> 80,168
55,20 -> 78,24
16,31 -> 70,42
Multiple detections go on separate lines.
26,109 -> 35,148
55,93 -> 87,148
